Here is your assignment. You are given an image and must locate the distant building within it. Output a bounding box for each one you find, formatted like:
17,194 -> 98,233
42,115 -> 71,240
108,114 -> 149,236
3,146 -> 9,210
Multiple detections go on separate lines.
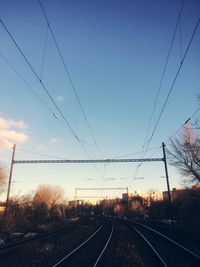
122,193 -> 128,201
68,200 -> 84,208
100,198 -> 120,207
163,186 -> 200,201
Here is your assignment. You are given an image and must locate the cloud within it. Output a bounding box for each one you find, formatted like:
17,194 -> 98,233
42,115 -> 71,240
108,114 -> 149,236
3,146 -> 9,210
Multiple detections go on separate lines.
0,118 -> 28,130
11,120 -> 28,129
0,139 -> 13,149
56,95 -> 65,102
50,137 -> 59,144
0,130 -> 28,142
0,117 -> 29,150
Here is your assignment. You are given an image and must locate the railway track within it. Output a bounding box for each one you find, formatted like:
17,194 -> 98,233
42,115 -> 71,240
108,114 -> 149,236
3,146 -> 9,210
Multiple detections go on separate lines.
1,216 -> 199,266
51,217 -> 156,267
0,224 -> 81,256
0,217 -> 94,256
52,218 -> 113,267
124,219 -> 200,267
50,218 -> 200,267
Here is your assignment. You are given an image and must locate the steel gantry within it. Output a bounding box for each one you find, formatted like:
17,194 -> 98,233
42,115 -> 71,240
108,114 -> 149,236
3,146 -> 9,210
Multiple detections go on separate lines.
5,143 -> 172,216
75,187 -> 129,202
14,157 -> 163,164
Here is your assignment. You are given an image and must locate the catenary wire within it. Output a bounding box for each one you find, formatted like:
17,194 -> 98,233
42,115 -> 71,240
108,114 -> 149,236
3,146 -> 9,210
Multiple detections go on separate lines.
135,10 -> 200,182
133,1 -> 185,181
16,148 -> 66,160
112,146 -> 161,159
144,14 -> 200,153
12,178 -> 97,183
0,52 -> 54,116
179,14 -> 183,62
168,106 -> 200,140
40,23 -> 48,81
0,17 -> 80,142
0,54 -> 101,174
142,0 -> 185,152
38,0 -> 103,159
0,17 -> 104,178
129,146 -> 162,184
0,17 -> 102,169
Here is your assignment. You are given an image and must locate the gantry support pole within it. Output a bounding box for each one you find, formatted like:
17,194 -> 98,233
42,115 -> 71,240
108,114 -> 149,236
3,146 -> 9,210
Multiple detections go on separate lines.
127,187 -> 129,207
75,187 -> 78,217
162,142 -> 172,202
4,144 -> 16,217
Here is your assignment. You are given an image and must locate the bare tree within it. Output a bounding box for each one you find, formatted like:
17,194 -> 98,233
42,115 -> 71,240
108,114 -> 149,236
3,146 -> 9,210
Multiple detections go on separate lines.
33,184 -> 64,208
5,194 -> 33,231
168,124 -> 200,185
0,163 -> 7,195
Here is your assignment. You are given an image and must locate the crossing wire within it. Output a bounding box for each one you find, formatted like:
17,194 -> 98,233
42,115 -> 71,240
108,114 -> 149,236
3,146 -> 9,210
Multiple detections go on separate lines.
0,17 -> 101,173
168,106 -> 200,140
38,0 -> 103,158
132,1 -> 185,181
16,148 -> 66,160
144,14 -> 200,153
40,23 -> 49,81
142,0 -> 185,153
0,18 -> 79,140
0,52 -> 54,116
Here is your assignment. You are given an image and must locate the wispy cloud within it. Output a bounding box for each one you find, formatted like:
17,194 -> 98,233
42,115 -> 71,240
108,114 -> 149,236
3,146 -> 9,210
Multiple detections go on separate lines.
0,117 -> 29,149
0,130 -> 28,142
0,118 -> 28,130
0,139 -> 13,149
50,137 -> 59,144
56,95 -> 65,102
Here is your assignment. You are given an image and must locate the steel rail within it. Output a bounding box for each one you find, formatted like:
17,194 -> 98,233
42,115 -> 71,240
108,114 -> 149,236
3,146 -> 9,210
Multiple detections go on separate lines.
0,225 -> 78,255
52,224 -> 103,267
93,221 -> 114,267
125,222 -> 168,266
133,221 -> 200,261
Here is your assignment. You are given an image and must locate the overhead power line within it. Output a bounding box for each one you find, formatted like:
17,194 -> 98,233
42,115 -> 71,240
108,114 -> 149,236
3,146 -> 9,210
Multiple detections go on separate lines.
189,106 -> 200,120
133,1 -> 185,181
129,146 -> 162,183
143,0 -> 185,153
0,52 -> 54,116
16,148 -> 66,160
0,17 -> 105,178
0,18 -> 79,141
38,0 -> 102,158
145,14 -> 200,152
40,23 -> 49,81
113,146 -> 161,159
168,106 -> 200,140
0,17 -> 101,165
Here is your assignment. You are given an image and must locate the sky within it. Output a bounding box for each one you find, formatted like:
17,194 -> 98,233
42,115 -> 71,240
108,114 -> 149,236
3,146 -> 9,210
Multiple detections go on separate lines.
0,0 -> 200,201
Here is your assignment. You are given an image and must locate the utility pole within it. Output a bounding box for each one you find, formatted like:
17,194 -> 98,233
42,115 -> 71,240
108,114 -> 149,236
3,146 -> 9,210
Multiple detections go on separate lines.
162,142 -> 172,203
75,187 -> 77,218
126,187 -> 129,207
4,144 -> 16,217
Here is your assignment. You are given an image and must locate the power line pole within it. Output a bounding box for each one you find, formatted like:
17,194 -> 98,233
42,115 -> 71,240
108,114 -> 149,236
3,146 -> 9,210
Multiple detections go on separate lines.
75,187 -> 77,218
126,187 -> 129,207
162,142 -> 172,202
4,144 -> 16,217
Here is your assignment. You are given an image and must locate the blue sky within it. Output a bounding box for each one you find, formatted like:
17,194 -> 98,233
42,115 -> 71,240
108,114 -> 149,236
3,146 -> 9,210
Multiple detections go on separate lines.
0,0 -> 200,201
